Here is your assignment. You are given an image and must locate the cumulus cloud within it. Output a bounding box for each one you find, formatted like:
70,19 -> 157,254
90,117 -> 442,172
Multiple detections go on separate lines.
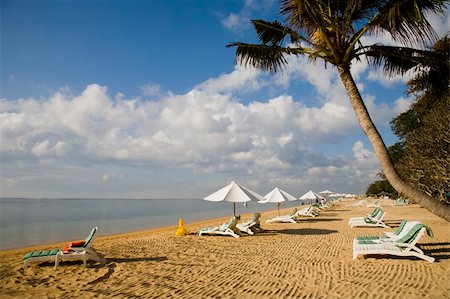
219,0 -> 276,32
1,48 -> 410,198
102,172 -> 123,183
141,83 -> 162,97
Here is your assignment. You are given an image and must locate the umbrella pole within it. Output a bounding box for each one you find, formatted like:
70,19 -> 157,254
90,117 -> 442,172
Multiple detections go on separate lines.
278,203 -> 280,216
233,202 -> 236,216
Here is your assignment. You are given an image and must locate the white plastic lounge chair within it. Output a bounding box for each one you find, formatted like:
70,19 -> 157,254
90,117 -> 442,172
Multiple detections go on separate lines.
23,227 -> 105,269
350,209 -> 389,228
355,220 -> 419,243
353,223 -> 435,263
198,216 -> 240,238
348,207 -> 381,224
294,206 -> 317,218
236,213 -> 262,235
266,208 -> 298,223
392,198 -> 410,206
56,227 -> 106,268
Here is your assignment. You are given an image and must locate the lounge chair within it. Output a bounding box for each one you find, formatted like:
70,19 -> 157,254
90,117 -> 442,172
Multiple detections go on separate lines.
236,213 -> 262,235
353,222 -> 435,262
56,227 -> 106,268
295,206 -> 317,218
355,220 -> 418,243
22,227 -> 105,269
266,208 -> 298,223
392,197 -> 410,206
350,209 -> 389,228
198,216 -> 240,238
348,207 -> 381,224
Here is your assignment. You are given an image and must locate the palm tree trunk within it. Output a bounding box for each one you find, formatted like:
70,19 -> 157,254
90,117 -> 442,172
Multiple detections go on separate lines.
337,65 -> 450,221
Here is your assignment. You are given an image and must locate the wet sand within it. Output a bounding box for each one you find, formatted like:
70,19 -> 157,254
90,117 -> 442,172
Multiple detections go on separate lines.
1,199 -> 449,298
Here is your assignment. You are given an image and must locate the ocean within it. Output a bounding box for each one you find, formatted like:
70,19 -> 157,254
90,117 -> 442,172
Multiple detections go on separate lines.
0,198 -> 299,250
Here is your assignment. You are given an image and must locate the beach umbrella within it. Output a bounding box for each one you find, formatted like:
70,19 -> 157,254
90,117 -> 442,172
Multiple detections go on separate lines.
299,190 -> 324,204
319,190 -> 334,196
203,180 -> 265,216
319,190 -> 335,201
260,187 -> 298,216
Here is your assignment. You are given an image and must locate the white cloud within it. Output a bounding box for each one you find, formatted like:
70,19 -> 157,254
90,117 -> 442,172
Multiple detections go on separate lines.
1,51 -> 408,198
219,0 -> 276,32
102,172 -> 123,183
195,64 -> 264,94
141,84 -> 161,97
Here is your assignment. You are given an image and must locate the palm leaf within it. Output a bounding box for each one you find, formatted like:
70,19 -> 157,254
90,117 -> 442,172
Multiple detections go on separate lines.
367,0 -> 447,47
365,44 -> 447,75
226,42 -> 294,72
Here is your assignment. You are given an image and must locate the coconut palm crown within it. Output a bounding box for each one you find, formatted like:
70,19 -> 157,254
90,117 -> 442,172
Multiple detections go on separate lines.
228,0 -> 450,220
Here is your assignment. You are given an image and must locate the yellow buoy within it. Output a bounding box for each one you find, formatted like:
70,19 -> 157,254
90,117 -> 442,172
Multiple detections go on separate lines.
176,218 -> 189,236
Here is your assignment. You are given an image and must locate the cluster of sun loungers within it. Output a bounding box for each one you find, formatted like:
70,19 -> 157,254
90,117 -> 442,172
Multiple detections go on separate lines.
349,204 -> 434,263
198,213 -> 263,238
265,205 -> 322,223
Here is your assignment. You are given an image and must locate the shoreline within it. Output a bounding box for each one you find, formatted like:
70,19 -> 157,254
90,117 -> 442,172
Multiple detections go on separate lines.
0,206 -> 283,254
1,198 -> 449,298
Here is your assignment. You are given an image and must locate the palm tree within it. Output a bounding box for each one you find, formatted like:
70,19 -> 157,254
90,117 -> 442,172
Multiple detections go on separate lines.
227,0 -> 450,220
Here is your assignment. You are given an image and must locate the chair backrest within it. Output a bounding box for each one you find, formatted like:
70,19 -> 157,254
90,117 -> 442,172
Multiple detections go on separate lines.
369,209 -> 384,221
83,227 -> 98,248
395,223 -> 433,249
228,216 -> 238,229
370,207 -> 381,217
290,208 -> 298,216
393,220 -> 408,236
252,213 -> 261,222
392,221 -> 421,241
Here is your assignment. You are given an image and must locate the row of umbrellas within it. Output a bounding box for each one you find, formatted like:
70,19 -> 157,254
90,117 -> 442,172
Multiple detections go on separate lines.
204,180 -> 335,216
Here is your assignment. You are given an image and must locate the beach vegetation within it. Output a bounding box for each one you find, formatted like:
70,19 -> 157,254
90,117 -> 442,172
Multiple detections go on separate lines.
227,0 -> 450,220
388,37 -> 450,204
366,179 -> 398,198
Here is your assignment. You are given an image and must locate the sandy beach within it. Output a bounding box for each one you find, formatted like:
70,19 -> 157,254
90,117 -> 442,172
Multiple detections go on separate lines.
1,199 -> 449,298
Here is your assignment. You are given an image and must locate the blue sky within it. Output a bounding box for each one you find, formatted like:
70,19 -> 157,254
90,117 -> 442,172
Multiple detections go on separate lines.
1,0 -> 448,199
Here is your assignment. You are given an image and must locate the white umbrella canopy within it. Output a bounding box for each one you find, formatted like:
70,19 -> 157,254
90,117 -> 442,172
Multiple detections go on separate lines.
299,190 -> 324,203
203,180 -> 265,216
319,190 -> 334,195
260,187 -> 298,215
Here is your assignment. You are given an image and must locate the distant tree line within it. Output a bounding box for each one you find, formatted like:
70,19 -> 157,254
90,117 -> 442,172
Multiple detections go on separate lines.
366,37 -> 449,204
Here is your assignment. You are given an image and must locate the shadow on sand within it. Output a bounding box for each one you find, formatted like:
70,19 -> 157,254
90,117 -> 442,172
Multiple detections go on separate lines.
276,228 -> 337,235
419,242 -> 450,261
297,218 -> 342,223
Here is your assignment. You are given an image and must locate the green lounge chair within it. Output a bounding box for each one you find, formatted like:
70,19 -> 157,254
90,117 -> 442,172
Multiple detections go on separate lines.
348,207 -> 381,224
350,209 -> 389,228
22,227 -> 105,269
355,220 -> 416,243
56,227 -> 106,268
353,222 -> 434,262
198,216 -> 240,238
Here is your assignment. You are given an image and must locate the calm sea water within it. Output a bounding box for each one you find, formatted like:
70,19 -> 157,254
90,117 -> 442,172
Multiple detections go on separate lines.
0,198 -> 298,250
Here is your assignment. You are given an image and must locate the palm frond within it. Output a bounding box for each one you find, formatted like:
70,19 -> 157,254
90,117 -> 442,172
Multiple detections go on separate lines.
368,0 -> 447,47
251,20 -> 299,45
226,42 -> 296,73
365,44 -> 447,76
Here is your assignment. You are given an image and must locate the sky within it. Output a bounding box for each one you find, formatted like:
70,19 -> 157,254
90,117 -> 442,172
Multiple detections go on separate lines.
1,0 -> 449,199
